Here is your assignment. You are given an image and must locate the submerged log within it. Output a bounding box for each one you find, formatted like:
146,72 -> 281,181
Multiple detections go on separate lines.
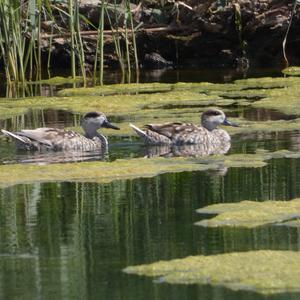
40,26 -> 193,39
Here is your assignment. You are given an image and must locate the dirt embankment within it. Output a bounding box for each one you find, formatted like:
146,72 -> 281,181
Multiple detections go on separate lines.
43,1 -> 299,70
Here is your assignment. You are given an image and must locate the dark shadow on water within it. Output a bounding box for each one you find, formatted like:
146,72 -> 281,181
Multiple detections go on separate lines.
1,149 -> 108,164
0,67 -> 283,98
241,108 -> 299,121
0,108 -> 76,132
220,94 -> 265,100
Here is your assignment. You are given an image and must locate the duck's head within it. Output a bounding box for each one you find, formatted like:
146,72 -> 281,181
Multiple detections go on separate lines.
201,108 -> 238,131
81,112 -> 120,136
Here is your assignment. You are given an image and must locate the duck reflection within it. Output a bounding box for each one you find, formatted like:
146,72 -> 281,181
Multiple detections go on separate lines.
3,149 -> 107,164
143,141 -> 231,158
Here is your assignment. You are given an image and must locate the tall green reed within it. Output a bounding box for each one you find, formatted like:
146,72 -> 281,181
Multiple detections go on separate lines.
93,0 -> 140,85
0,0 -> 139,86
0,0 -> 44,83
94,0 -> 106,85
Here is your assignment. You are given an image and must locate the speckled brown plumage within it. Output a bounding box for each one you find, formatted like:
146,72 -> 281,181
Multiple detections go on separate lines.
130,108 -> 238,146
1,112 -> 119,151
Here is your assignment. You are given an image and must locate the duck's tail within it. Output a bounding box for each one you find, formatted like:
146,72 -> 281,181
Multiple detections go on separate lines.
129,123 -> 148,138
1,129 -> 38,150
1,129 -> 28,144
129,123 -> 170,145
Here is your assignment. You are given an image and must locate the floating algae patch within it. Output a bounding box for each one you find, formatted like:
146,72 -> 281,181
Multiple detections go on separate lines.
57,82 -> 173,96
235,76 -> 300,89
0,90 -> 224,121
0,107 -> 31,120
55,78 -> 300,118
2,79 -> 300,136
233,77 -> 300,115
252,95 -> 300,116
1,149 -> 300,187
226,118 -> 300,136
0,157 -> 219,188
195,198 -> 300,228
222,153 -> 267,168
172,82 -> 242,92
218,90 -> 268,100
276,219 -> 300,227
201,149 -> 300,169
57,81 -> 249,97
123,250 -> 300,294
282,66 -> 300,76
32,76 -> 84,85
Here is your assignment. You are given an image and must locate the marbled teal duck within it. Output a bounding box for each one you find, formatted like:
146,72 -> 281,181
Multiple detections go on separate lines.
129,108 -> 238,146
1,112 -> 119,151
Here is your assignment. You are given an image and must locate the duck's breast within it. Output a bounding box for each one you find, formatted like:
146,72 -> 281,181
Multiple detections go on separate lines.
209,129 -> 231,144
54,134 -> 102,151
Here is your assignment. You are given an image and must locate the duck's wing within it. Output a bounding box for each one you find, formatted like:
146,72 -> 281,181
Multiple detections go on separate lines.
1,128 -> 54,150
17,128 -> 59,147
145,122 -> 204,144
144,122 -> 183,138
18,128 -> 86,149
2,127 -> 92,151
130,122 -> 206,145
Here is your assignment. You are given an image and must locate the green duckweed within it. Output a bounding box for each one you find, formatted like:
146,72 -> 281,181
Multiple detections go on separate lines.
2,77 -> 300,138
123,250 -> 300,294
196,198 -> 300,228
0,149 -> 299,187
282,66 -> 300,76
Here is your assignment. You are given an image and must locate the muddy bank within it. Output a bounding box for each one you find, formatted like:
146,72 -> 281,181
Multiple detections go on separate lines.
43,0 -> 299,70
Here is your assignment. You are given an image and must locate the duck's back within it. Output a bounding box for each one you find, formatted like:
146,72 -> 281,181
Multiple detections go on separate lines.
145,123 -> 229,145
16,128 -> 102,151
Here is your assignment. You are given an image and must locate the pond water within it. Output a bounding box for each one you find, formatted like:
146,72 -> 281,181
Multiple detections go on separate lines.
1,69 -> 300,299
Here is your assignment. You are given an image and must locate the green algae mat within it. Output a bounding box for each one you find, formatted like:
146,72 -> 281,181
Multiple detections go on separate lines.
282,66 -> 300,76
196,198 -> 300,228
55,75 -> 300,118
0,157 -> 208,187
2,74 -> 300,137
123,250 -> 300,294
2,73 -> 300,186
0,149 -> 300,187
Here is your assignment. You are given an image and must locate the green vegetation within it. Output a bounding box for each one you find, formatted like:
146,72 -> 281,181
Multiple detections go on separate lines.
282,66 -> 300,76
2,76 -> 300,144
56,76 -> 300,119
0,1 -> 139,84
124,250 -> 300,294
3,77 -> 300,137
0,157 -> 213,188
277,219 -> 300,227
0,150 -> 300,187
196,198 -> 300,228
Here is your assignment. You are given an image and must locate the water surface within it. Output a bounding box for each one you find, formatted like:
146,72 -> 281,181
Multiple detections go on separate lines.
0,69 -> 300,300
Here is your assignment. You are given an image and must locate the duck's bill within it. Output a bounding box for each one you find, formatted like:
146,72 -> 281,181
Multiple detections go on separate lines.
103,120 -> 120,130
222,119 -> 239,127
